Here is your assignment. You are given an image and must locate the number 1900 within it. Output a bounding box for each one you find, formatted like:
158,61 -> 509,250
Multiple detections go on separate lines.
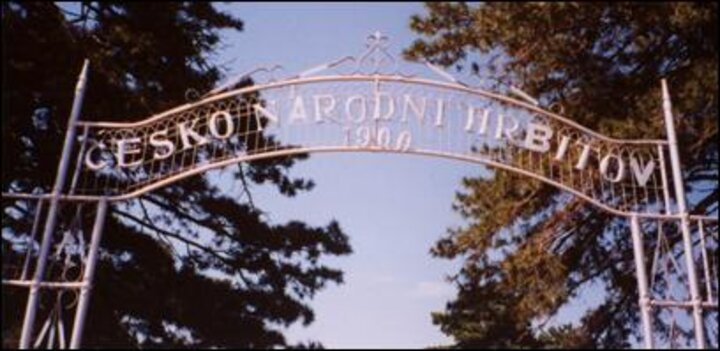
344,127 -> 412,151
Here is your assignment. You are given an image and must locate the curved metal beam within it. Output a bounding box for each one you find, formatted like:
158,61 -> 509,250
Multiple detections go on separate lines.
2,145 -> 702,221
76,75 -> 668,146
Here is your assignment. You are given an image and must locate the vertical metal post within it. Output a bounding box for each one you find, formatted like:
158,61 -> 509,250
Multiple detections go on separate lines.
69,198 -> 108,349
631,214 -> 655,349
656,145 -> 672,215
19,59 -> 90,349
68,125 -> 90,194
697,220 -> 713,303
661,79 -> 705,348
20,198 -> 45,281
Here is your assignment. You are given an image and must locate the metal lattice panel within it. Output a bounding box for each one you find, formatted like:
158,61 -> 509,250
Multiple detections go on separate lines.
70,75 -> 670,219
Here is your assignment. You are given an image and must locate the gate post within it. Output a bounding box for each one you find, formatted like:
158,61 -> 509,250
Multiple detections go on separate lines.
69,198 -> 108,349
18,59 -> 90,349
630,214 -> 654,349
661,79 -> 705,348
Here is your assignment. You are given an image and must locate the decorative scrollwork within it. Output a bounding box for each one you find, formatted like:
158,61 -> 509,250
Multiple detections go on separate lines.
353,31 -> 396,74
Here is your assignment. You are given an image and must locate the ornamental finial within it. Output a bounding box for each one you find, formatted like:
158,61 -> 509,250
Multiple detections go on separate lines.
366,30 -> 389,49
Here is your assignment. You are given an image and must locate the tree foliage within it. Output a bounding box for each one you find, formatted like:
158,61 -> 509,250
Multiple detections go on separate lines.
2,2 -> 351,348
405,2 -> 717,348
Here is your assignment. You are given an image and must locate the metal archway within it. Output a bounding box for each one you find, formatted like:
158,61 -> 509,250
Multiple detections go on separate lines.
2,32 -> 717,349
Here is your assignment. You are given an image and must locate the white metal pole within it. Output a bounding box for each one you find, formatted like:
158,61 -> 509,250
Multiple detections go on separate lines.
661,79 -> 706,348
631,214 -> 655,349
20,198 -> 45,281
18,59 -> 90,349
69,198 -> 108,349
697,220 -> 713,303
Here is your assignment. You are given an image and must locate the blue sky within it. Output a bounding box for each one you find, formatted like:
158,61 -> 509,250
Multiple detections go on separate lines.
211,2 -> 478,348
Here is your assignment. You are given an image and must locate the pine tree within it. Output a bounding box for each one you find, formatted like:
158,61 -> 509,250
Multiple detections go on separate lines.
405,2 -> 717,348
2,3 -> 352,348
